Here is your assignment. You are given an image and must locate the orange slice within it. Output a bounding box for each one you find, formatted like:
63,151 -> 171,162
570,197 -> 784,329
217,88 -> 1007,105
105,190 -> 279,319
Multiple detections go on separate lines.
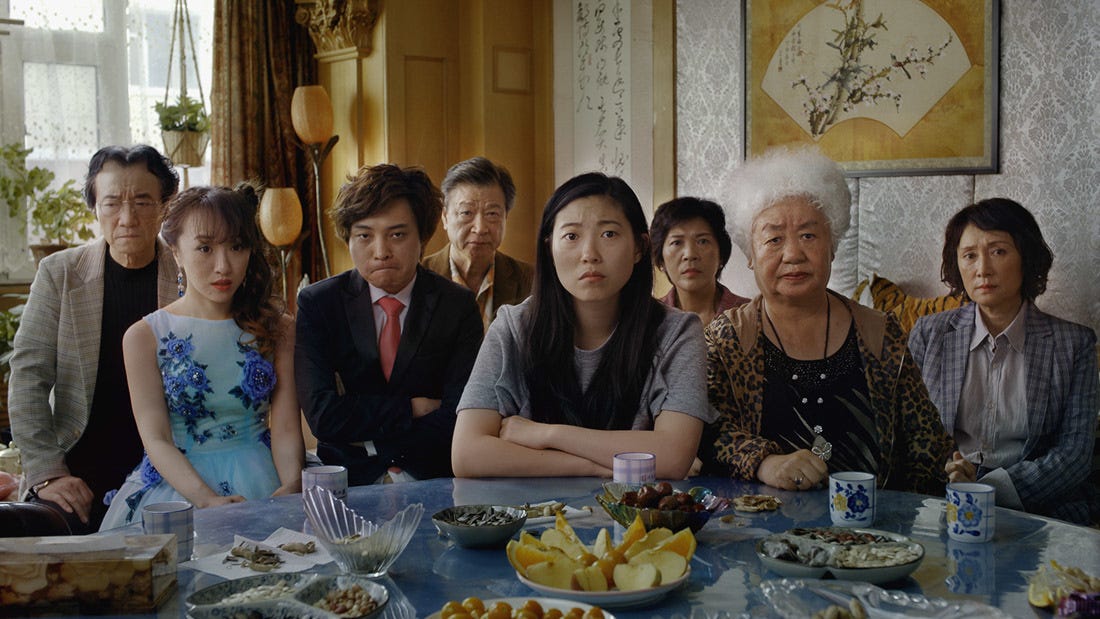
624,528 -> 674,559
505,539 -> 524,573
655,527 -> 697,561
555,510 -> 580,544
512,541 -> 567,573
616,514 -> 647,554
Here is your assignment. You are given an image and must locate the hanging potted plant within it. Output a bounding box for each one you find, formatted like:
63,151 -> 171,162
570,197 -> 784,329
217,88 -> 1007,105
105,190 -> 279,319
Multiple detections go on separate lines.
157,0 -> 209,170
156,93 -> 209,168
0,143 -> 96,264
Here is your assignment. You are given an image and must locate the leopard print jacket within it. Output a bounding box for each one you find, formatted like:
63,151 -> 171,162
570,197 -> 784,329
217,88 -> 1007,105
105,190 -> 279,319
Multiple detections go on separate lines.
703,295 -> 955,496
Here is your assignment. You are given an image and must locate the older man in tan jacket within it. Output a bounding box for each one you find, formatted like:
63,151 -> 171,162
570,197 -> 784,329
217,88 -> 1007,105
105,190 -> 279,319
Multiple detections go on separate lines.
422,157 -> 533,331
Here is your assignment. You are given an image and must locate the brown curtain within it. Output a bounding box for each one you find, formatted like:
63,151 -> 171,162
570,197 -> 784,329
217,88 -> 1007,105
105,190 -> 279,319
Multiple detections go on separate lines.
210,0 -> 319,308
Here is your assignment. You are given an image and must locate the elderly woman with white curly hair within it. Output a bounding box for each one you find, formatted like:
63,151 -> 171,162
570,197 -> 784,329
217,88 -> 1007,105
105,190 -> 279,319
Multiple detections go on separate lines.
700,147 -> 954,496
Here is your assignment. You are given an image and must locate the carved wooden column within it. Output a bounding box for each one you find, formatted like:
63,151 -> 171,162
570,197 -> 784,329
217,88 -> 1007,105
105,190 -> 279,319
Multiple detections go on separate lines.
294,0 -> 379,54
293,0 -> 381,275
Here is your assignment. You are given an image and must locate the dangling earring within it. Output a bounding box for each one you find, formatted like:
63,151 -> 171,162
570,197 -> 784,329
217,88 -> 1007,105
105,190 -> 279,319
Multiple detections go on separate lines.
177,270 -> 185,297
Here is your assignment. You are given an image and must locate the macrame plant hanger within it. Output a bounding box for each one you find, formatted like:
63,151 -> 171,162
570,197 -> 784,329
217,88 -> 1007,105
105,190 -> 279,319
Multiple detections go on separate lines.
160,0 -> 208,187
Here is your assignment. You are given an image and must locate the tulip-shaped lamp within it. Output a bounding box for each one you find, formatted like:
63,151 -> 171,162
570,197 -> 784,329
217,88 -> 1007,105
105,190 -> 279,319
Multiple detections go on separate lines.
259,188 -> 303,300
291,85 -> 339,278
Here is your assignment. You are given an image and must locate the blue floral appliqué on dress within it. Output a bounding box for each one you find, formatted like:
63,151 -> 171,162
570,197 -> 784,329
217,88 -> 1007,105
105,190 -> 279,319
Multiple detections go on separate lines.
229,344 -> 276,448
159,331 -> 217,443
230,345 -> 276,409
119,453 -> 165,521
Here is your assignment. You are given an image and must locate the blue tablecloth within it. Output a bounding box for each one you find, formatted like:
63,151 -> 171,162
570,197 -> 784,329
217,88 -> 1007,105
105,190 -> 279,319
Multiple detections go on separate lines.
91,476 -> 1098,618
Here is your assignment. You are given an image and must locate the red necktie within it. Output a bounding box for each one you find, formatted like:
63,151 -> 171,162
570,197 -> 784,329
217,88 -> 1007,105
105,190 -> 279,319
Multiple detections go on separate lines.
377,296 -> 404,381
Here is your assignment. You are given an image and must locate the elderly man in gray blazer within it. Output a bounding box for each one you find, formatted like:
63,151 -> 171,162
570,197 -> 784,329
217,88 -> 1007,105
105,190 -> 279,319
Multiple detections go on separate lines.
8,145 -> 179,532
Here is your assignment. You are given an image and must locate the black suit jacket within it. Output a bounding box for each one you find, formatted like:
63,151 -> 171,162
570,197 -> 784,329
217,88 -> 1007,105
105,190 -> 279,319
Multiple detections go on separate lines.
295,266 -> 483,485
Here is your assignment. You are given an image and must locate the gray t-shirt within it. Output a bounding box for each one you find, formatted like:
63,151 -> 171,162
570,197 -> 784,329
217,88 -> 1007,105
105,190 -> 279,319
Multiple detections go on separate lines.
457,298 -> 715,429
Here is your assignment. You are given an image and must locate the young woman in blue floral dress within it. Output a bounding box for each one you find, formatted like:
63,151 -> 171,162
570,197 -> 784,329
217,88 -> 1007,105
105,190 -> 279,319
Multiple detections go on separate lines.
100,185 -> 303,530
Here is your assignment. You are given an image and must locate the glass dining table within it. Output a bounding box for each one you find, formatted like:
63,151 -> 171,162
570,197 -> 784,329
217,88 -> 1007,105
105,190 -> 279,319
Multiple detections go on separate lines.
92,476 -> 1098,618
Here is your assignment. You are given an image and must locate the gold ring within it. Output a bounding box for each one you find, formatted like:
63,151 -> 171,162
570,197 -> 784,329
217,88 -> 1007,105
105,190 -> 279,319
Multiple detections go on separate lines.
794,476 -> 804,487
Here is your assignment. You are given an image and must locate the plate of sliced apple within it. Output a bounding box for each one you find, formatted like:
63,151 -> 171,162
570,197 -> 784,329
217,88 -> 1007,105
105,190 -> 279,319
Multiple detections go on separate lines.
506,512 -> 693,608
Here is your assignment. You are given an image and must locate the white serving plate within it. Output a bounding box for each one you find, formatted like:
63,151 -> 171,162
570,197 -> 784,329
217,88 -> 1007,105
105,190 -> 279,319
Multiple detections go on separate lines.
424,597 -> 616,619
755,527 -> 924,585
516,568 -> 689,608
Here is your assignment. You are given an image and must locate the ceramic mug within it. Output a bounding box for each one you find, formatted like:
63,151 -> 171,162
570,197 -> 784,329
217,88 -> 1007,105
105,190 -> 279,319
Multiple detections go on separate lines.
142,501 -> 194,562
302,465 -> 348,501
946,482 -> 995,542
829,471 -> 875,526
613,452 -> 656,484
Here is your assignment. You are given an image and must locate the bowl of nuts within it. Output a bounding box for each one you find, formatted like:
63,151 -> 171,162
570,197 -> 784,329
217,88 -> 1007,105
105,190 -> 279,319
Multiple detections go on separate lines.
596,482 -> 726,533
432,504 -> 527,548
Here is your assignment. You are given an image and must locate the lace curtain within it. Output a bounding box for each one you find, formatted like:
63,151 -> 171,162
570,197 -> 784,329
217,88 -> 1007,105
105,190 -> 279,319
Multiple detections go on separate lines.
0,0 -> 214,282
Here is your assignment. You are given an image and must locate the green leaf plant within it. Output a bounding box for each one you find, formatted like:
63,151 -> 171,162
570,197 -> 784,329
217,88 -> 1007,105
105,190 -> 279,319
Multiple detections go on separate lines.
154,93 -> 209,133
0,143 -> 95,247
0,294 -> 27,383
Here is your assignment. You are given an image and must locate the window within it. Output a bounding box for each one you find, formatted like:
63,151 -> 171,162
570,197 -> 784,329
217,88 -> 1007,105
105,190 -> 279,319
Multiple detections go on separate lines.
0,0 -> 213,282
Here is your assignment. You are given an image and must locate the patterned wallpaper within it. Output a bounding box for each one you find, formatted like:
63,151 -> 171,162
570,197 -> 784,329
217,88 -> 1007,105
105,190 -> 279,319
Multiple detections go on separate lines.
677,1 -> 1100,336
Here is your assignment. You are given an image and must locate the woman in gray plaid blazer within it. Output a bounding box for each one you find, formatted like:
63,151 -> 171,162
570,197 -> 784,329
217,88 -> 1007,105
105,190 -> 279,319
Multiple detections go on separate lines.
909,198 -> 1099,525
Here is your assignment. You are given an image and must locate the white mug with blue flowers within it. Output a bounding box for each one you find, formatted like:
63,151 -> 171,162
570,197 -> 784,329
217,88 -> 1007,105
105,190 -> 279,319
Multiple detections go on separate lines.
946,482 -> 995,543
829,471 -> 875,526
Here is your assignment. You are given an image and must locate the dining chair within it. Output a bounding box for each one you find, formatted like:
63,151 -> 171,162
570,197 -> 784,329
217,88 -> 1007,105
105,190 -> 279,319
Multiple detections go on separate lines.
0,501 -> 73,537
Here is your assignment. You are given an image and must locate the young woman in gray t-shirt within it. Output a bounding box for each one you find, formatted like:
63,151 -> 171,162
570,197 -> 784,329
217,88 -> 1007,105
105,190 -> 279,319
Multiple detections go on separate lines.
452,173 -> 715,479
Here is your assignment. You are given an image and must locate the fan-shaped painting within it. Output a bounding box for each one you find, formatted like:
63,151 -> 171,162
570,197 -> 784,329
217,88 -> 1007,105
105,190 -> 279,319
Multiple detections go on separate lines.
745,0 -> 999,176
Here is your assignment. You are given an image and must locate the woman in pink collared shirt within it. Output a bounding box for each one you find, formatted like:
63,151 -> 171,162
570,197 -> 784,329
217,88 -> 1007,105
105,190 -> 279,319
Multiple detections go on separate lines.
651,197 -> 750,326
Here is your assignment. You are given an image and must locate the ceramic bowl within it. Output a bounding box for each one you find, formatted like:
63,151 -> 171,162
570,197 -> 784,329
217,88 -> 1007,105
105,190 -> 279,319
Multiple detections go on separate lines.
303,486 -> 423,577
596,483 -> 724,532
432,505 -> 527,548
754,528 -> 925,585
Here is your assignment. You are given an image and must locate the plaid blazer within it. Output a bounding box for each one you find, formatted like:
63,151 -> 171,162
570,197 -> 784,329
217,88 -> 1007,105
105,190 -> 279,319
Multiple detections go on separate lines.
8,238 -> 178,492
909,303 -> 1099,524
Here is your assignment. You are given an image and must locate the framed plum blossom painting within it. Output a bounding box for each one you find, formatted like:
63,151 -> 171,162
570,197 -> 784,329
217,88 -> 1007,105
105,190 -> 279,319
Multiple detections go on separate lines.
744,0 -> 1000,176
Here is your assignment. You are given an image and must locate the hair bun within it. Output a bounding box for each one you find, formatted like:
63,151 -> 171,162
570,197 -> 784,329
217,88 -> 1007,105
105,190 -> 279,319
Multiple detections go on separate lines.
234,182 -> 260,208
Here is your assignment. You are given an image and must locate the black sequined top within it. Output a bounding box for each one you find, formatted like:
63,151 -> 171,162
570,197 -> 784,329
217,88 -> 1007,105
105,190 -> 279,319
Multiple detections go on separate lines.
759,322 -> 879,474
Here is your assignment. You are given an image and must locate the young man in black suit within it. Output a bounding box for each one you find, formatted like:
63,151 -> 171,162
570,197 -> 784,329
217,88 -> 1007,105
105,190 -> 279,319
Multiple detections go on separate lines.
295,164 -> 482,485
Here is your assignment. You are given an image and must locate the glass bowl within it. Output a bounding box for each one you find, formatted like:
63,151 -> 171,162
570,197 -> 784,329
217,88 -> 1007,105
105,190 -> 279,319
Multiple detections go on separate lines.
431,505 -> 527,548
596,482 -> 725,533
303,486 -> 423,577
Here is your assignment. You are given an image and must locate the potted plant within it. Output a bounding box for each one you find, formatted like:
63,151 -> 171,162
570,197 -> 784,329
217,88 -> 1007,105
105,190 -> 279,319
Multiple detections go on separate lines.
0,293 -> 27,428
0,143 -> 95,264
155,93 -> 210,167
